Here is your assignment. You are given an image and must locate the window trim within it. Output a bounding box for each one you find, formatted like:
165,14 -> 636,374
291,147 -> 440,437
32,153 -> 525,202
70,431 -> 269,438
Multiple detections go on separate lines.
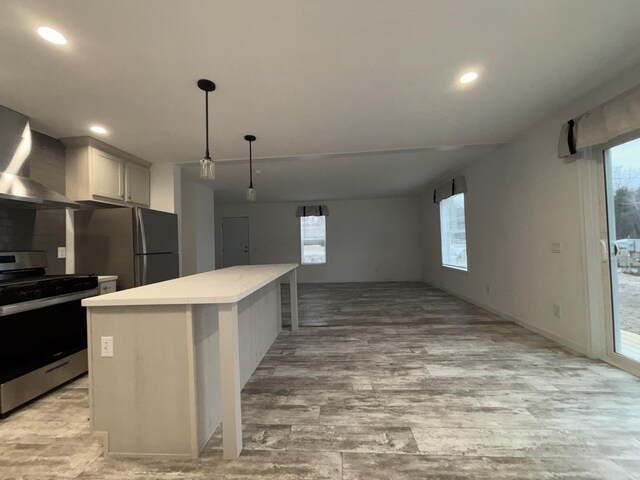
439,192 -> 469,272
441,264 -> 469,273
300,215 -> 327,266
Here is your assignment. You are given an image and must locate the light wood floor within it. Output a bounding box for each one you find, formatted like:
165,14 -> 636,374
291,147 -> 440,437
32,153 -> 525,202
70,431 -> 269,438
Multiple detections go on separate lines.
1,282 -> 640,479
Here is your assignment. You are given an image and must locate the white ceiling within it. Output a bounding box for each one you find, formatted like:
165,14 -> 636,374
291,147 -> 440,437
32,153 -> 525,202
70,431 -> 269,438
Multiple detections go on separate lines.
1,0 -> 640,203
182,144 -> 500,203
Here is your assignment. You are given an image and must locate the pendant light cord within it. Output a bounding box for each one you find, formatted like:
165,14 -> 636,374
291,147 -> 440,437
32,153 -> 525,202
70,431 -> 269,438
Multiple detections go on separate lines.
249,140 -> 253,188
205,91 -> 211,160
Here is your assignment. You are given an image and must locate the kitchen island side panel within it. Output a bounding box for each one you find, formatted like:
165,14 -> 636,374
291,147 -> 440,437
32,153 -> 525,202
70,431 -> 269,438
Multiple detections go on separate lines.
193,282 -> 279,451
89,305 -> 197,457
253,281 -> 281,363
237,281 -> 280,386
87,281 -> 283,458
192,304 -> 221,451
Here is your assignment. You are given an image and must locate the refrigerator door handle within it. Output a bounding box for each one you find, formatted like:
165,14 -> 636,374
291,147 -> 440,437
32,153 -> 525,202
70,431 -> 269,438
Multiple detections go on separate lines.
134,255 -> 142,286
135,257 -> 140,286
138,209 -> 148,255
135,253 -> 178,286
142,254 -> 147,285
134,256 -> 149,286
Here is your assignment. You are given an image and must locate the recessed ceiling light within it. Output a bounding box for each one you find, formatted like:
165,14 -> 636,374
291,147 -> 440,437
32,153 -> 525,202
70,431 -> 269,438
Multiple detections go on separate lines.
37,26 -> 66,45
459,71 -> 479,84
90,125 -> 107,135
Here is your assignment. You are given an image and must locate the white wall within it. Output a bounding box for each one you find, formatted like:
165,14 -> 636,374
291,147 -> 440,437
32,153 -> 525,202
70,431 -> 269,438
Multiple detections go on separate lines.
181,179 -> 215,276
420,62 -> 640,355
216,197 -> 422,283
150,163 -> 182,214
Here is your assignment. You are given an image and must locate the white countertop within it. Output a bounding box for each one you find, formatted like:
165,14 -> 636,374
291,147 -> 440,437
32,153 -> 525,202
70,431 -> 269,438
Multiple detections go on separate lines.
97,275 -> 118,282
83,264 -> 298,307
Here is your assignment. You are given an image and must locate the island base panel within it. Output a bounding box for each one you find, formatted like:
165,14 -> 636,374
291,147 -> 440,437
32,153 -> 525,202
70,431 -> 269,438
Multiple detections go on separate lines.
219,303 -> 242,459
289,270 -> 299,331
88,279 -> 283,458
89,305 -> 197,457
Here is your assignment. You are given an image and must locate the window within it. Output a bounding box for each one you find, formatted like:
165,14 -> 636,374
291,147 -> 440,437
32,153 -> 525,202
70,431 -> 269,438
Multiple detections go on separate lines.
604,136 -> 640,363
300,215 -> 326,265
440,193 -> 468,270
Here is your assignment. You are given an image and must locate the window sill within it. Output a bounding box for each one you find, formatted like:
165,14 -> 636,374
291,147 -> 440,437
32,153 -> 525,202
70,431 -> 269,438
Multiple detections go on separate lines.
442,264 -> 468,273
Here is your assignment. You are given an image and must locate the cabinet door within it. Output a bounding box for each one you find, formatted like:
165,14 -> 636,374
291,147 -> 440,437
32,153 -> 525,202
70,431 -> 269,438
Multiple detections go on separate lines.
125,162 -> 150,206
90,149 -> 125,201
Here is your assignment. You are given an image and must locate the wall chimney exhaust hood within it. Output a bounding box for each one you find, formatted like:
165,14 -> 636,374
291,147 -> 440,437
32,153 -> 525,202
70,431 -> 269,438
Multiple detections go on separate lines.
0,105 -> 79,209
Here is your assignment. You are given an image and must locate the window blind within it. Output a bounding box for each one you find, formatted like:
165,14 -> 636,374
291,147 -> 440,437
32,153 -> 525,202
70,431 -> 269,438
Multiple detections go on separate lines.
433,176 -> 467,204
558,82 -> 640,158
295,205 -> 330,217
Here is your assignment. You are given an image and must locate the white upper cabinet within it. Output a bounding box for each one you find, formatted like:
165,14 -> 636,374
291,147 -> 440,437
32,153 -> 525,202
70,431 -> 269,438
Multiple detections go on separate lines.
91,148 -> 125,201
63,137 -> 151,207
125,161 -> 150,205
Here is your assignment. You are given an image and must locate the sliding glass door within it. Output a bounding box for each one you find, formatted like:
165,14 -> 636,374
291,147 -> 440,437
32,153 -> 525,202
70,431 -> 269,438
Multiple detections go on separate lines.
603,137 -> 640,363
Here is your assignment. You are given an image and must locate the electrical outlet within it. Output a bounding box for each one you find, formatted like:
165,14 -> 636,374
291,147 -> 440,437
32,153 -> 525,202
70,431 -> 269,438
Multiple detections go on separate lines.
57,247 -> 66,259
551,242 -> 562,254
553,304 -> 561,318
101,336 -> 113,357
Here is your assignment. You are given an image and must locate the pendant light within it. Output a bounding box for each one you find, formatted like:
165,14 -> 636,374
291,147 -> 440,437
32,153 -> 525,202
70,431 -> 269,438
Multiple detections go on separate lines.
245,134 -> 257,201
197,79 -> 216,179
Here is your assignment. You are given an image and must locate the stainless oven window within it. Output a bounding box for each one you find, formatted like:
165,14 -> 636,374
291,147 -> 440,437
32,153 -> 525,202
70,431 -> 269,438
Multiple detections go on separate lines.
0,298 -> 88,384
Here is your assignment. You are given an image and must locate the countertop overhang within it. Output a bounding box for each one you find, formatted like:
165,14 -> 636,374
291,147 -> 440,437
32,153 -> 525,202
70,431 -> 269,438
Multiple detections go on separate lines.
82,264 -> 298,307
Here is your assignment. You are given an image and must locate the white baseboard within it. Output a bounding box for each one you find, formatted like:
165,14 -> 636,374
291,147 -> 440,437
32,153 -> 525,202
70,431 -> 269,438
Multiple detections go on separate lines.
423,280 -> 589,357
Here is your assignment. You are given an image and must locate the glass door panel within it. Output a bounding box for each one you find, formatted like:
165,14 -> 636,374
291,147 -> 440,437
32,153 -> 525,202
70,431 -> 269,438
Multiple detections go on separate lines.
604,137 -> 640,362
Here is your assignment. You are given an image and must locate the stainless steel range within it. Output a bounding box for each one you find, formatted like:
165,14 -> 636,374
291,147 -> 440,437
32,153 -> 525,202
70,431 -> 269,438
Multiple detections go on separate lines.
0,251 -> 98,416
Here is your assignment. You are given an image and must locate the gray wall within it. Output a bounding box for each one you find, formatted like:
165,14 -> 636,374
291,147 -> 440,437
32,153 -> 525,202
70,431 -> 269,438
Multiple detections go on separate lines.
0,131 -> 67,274
420,61 -> 640,355
215,197 -> 422,283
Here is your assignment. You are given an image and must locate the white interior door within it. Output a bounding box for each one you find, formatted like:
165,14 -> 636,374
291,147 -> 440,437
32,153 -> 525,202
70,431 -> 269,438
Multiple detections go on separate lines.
222,217 -> 250,267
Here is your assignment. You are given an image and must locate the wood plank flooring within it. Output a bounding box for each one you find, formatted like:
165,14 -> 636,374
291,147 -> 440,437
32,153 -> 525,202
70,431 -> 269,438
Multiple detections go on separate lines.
1,282 -> 640,479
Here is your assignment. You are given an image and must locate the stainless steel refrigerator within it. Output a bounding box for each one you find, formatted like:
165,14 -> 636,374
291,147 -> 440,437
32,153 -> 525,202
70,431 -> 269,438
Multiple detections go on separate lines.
75,207 -> 179,290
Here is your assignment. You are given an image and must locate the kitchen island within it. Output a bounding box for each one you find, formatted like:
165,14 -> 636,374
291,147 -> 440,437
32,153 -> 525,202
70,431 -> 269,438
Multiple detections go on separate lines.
82,264 -> 299,460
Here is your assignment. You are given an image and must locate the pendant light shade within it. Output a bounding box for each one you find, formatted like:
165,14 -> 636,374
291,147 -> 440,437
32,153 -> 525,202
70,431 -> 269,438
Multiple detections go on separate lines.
245,135 -> 257,201
197,79 -> 216,180
201,158 -> 214,180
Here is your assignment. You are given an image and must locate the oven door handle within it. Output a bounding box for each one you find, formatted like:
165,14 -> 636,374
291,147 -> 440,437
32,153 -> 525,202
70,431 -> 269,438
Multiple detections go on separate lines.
0,288 -> 99,316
